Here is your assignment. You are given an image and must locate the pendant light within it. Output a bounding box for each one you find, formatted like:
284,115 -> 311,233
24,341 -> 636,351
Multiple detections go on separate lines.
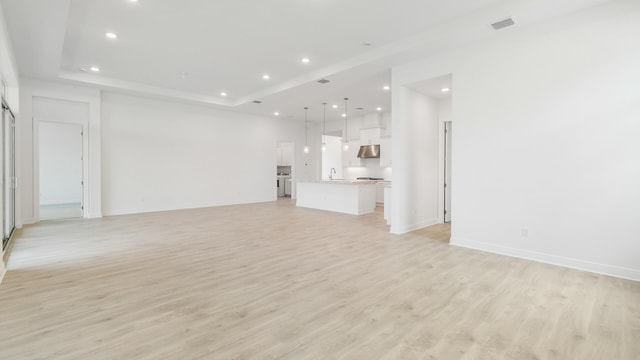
321,103 -> 327,152
303,107 -> 310,154
343,98 -> 349,151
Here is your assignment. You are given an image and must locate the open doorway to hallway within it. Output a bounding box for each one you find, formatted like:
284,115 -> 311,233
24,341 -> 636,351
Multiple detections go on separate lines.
400,73 -> 452,241
38,121 -> 83,221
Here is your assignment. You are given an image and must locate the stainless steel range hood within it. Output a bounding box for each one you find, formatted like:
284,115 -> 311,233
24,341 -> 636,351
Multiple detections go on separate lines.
357,144 -> 380,158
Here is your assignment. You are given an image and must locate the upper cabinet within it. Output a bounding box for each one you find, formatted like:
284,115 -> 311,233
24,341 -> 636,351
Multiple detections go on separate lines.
360,128 -> 381,146
277,142 -> 294,166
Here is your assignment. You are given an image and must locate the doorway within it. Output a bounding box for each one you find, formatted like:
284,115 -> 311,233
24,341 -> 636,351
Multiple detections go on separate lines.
276,141 -> 294,198
38,122 -> 84,221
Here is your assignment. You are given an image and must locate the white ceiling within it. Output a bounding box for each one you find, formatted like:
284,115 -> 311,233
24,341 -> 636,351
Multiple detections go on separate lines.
1,0 -> 611,120
408,74 -> 453,100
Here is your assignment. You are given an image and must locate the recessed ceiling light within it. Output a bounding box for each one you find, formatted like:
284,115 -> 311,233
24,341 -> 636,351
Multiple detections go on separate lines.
383,85 -> 390,91
301,57 -> 310,64
342,113 -> 346,117
441,87 -> 450,93
332,104 -> 338,109
90,66 -> 100,72
376,107 -> 382,111
363,41 -> 373,46
262,74 -> 270,80
128,0 -> 139,2
105,32 -> 118,39
79,68 -> 87,72
220,92 -> 227,97
274,112 -> 280,116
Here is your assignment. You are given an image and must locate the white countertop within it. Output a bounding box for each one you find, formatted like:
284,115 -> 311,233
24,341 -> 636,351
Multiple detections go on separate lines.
297,179 -> 382,185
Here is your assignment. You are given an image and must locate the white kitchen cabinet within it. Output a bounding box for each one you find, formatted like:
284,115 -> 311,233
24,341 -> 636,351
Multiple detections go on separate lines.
281,143 -> 293,165
380,136 -> 392,167
360,128 -> 381,146
276,147 -> 283,165
277,143 -> 294,166
342,143 -> 362,167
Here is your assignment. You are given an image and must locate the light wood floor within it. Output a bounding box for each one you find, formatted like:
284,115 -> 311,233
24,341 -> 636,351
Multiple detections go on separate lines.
1,199 -> 639,359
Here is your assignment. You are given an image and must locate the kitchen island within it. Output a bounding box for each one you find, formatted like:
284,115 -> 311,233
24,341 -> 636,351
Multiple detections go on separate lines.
296,180 -> 378,215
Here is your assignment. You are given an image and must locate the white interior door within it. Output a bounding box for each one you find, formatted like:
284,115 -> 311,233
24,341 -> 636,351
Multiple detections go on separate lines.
39,122 -> 84,221
444,121 -> 452,223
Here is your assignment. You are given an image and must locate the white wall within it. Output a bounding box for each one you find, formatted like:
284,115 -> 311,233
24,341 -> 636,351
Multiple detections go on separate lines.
0,1 -> 18,109
0,1 -> 19,283
101,92 -> 306,215
20,78 -> 101,223
321,135 -> 343,180
390,87 -> 440,233
39,122 -> 83,205
392,0 -> 640,280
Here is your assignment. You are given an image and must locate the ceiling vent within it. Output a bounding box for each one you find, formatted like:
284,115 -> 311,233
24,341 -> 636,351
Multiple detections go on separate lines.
252,100 -> 262,104
317,79 -> 330,84
491,18 -> 515,30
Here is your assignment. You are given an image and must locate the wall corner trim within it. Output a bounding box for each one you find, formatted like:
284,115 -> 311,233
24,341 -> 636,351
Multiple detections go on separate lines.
450,236 -> 640,282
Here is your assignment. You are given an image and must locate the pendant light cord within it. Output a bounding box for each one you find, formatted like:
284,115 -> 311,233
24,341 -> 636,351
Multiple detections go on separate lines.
344,98 -> 349,143
304,107 -> 308,145
322,103 -> 326,143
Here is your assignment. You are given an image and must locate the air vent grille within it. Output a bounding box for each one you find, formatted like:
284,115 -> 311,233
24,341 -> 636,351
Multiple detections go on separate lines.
252,100 -> 262,104
491,18 -> 515,30
317,79 -> 330,84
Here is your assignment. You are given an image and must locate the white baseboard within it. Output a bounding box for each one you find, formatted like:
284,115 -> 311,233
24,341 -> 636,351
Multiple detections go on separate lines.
21,217 -> 35,225
40,201 -> 82,206
87,212 -> 103,219
391,217 -> 439,235
451,236 -> 640,282
103,200 -> 274,217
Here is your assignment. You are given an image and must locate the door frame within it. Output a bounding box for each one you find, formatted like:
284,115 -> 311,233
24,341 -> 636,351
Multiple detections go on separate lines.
36,121 -> 85,221
1,100 -> 16,251
32,96 -> 90,223
443,121 -> 452,223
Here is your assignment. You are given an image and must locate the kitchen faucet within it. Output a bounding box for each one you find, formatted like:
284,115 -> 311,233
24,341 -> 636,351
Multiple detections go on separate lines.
329,168 -> 336,180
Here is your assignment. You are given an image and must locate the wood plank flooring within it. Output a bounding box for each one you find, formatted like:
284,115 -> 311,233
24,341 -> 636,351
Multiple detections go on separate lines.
1,199 -> 639,359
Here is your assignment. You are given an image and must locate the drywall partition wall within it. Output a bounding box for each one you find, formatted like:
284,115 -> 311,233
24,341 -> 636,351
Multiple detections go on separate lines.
391,0 -> 640,280
19,78 -> 101,223
390,87 -> 440,234
0,1 -> 18,110
101,92 -> 306,215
